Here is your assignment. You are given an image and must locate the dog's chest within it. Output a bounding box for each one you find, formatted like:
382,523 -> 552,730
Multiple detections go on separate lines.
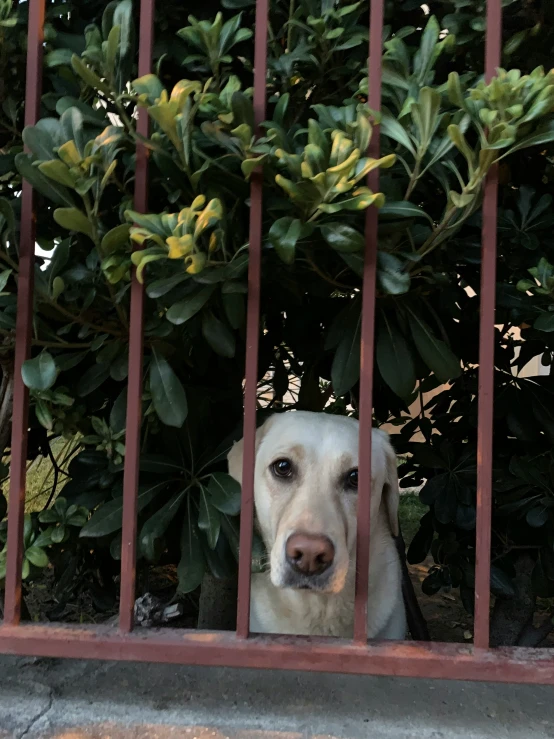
250,574 -> 354,638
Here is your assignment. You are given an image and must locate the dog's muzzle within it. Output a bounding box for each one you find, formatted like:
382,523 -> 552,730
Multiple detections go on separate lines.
282,532 -> 336,590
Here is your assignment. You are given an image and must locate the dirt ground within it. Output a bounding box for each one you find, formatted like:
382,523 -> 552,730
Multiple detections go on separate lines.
408,557 -> 473,643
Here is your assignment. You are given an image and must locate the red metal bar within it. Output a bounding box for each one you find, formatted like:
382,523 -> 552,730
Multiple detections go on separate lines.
119,0 -> 155,633
3,0 -> 46,626
474,0 -> 502,651
353,0 -> 385,644
2,624 -> 554,684
236,0 -> 270,640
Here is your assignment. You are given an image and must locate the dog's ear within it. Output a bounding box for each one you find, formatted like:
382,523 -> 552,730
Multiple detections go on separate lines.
381,432 -> 400,537
227,416 -> 275,484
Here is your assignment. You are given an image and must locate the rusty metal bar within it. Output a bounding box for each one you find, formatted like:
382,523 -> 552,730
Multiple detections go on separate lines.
353,0 -> 385,644
235,0 -> 270,639
2,624 -> 554,684
3,0 -> 46,626
119,0 -> 155,633
473,0 -> 502,651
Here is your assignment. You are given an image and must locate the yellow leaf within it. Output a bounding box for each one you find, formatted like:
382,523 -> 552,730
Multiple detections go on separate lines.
167,235 -> 194,259
185,253 -> 207,274
170,79 -> 202,107
38,160 -> 76,188
194,199 -> 223,239
191,195 -> 206,211
58,140 -> 81,166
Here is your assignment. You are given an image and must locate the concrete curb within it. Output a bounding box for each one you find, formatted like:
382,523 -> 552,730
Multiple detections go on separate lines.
1,655 -> 553,738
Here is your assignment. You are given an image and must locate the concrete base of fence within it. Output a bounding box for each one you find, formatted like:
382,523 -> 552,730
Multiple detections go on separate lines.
1,654 -> 553,739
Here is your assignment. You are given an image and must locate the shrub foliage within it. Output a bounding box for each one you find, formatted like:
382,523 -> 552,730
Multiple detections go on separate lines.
1,0 -> 554,639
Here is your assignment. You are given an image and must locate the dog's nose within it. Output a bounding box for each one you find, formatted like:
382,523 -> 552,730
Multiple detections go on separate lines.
285,533 -> 335,576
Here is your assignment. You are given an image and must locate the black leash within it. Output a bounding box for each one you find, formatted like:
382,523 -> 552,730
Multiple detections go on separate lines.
394,522 -> 430,642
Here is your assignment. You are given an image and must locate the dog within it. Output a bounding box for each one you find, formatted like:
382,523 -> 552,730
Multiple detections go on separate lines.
227,411 -> 407,640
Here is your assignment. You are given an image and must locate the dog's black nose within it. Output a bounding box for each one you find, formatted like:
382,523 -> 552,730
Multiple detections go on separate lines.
286,533 -> 335,576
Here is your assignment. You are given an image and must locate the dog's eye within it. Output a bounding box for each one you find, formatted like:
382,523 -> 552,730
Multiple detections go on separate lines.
346,468 -> 358,490
272,458 -> 293,478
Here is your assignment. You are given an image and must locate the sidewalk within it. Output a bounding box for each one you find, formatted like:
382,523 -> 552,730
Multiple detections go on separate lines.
1,654 -> 553,739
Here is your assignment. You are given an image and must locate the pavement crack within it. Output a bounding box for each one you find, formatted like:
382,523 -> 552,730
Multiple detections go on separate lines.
17,687 -> 54,739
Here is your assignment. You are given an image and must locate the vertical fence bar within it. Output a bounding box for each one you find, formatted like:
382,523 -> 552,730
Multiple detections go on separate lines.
474,0 -> 502,651
119,0 -> 155,633
353,0 -> 385,644
236,0 -> 270,639
3,0 -> 46,626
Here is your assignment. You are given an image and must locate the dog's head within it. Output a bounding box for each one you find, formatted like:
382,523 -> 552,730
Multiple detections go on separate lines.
227,411 -> 399,594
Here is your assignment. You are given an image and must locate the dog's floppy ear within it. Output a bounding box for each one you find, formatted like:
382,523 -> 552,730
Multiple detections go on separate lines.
380,431 -> 400,537
227,416 -> 275,484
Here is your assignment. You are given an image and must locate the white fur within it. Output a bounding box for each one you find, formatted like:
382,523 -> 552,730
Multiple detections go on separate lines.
227,411 -> 406,641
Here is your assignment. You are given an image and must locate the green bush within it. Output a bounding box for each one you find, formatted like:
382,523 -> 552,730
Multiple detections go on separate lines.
1,0 -> 554,641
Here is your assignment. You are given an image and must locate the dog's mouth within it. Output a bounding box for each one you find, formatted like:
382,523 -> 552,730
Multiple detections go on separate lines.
279,568 -> 340,593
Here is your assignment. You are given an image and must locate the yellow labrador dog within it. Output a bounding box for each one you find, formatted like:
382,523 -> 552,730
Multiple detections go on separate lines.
227,411 -> 406,640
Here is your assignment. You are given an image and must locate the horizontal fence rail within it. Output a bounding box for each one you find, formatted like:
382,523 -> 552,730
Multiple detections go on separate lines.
3,0 -> 554,687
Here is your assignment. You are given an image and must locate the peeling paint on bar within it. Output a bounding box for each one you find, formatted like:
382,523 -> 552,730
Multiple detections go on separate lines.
236,0 -> 270,640
474,0 -> 502,652
119,0 -> 156,635
3,0 -> 46,627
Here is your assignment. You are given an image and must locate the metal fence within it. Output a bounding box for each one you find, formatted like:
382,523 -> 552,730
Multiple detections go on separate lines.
1,0 -> 554,685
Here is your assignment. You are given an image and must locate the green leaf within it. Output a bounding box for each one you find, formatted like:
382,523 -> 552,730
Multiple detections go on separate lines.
53,208 -> 93,240
146,273 -> 189,299
318,190 -> 384,214
22,122 -> 58,160
80,482 -> 167,537
379,201 -> 432,222
407,309 -> 461,384
139,489 -> 187,562
378,252 -> 410,295
38,160 -> 76,188
22,351 -> 57,391
150,348 -> 188,428
534,313 -> 554,332
502,123 -> 554,157
25,546 -> 49,568
105,25 -> 121,81
101,224 -> 131,253
207,472 -> 241,515
450,191 -> 474,209
376,314 -> 416,400
414,15 -> 440,84
268,217 -> 303,265
202,312 -> 236,358
52,276 -> 64,300
198,486 -> 221,549
241,154 -> 267,179
320,223 -> 364,253
133,74 -> 165,104
380,112 -> 417,156
77,363 -> 111,397
51,525 -> 67,544
222,292 -> 245,330
166,285 -> 215,325
110,387 -> 128,433
15,153 -> 75,207
490,566 -> 516,598
331,312 -> 361,397
339,251 -> 364,277
71,54 -> 111,95
526,504 -> 549,528
231,91 -> 255,130
177,500 -> 205,594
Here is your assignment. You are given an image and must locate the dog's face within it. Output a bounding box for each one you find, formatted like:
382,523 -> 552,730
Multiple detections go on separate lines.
227,411 -> 399,595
